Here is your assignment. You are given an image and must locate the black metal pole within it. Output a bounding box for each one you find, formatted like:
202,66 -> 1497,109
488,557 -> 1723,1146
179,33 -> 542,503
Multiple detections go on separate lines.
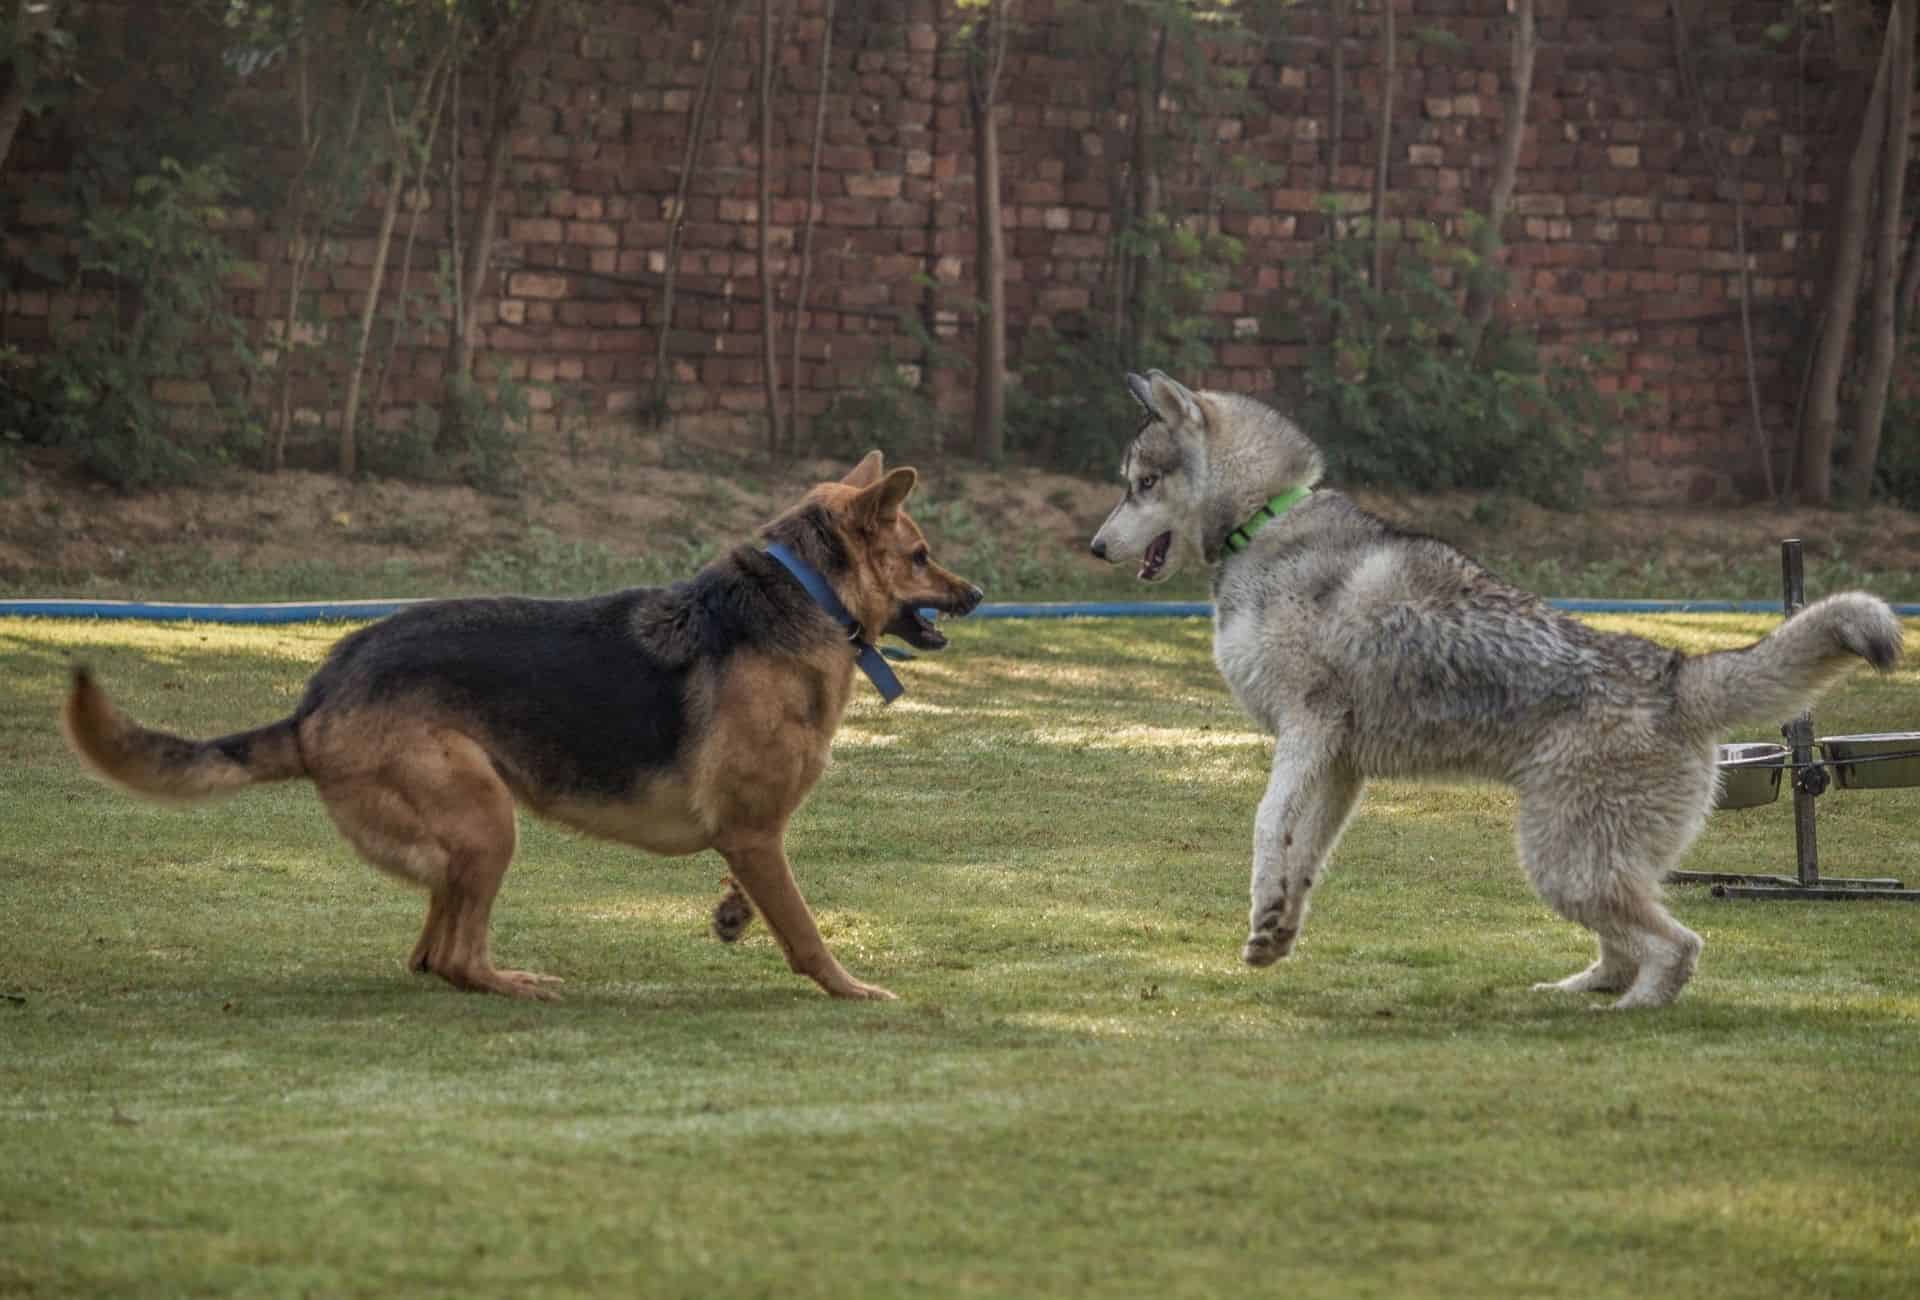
1780,539 -> 1821,887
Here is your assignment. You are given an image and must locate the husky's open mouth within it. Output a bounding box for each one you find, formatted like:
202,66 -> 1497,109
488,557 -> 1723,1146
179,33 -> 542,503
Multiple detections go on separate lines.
1139,531 -> 1173,581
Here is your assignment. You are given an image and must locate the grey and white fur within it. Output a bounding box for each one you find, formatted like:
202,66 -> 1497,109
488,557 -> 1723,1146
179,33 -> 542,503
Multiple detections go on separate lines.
1090,371 -> 1903,1009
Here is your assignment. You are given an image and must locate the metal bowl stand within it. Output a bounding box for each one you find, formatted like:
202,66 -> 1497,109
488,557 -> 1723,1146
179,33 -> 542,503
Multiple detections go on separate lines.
1667,540 -> 1920,901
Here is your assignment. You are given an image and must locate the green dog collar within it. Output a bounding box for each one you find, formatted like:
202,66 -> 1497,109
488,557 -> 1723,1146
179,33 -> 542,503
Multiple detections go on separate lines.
1221,485 -> 1312,555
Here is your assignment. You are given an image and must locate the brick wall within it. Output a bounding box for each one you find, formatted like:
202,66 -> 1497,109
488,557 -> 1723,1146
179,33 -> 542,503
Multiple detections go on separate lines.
0,1 -> 1863,500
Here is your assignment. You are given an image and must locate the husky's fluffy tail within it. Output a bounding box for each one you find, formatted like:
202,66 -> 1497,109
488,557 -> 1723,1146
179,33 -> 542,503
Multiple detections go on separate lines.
63,667 -> 307,803
1675,592 -> 1903,734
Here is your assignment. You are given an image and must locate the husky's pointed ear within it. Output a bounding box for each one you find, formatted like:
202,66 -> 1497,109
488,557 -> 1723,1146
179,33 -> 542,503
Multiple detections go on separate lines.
853,466 -> 917,526
842,450 -> 885,488
1144,370 -> 1205,428
1125,372 -> 1159,420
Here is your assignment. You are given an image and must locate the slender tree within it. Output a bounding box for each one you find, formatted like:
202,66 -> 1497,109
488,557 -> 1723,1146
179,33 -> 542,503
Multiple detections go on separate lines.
339,38 -> 453,475
0,0 -> 60,184
787,0 -> 836,447
650,0 -> 745,423
964,0 -> 1013,461
1796,18 -> 1894,505
1841,0 -> 1915,502
757,0 -> 784,453
268,20 -> 372,471
1125,14 -> 1167,359
1323,0 -> 1346,346
442,0 -> 553,451
1461,0 -> 1533,364
1669,0 -> 1772,500
1367,0 -> 1394,292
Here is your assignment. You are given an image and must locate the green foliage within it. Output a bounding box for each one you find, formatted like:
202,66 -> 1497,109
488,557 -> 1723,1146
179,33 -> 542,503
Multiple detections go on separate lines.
812,354 -> 950,464
424,364 -> 527,494
0,158 -> 264,489
1007,218 -> 1243,475
1290,214 -> 1624,508
1002,2 -> 1268,476
1861,337 -> 1920,508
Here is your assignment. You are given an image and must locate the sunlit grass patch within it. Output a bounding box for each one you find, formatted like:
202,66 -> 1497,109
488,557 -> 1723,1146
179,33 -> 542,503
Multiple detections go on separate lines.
1,613 -> 1917,1298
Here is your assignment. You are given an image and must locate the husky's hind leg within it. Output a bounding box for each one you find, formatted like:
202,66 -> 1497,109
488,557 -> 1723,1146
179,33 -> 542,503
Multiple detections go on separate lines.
1603,892 -> 1702,1010
1242,731 -> 1363,968
1531,933 -> 1637,995
1517,784 -> 1703,1009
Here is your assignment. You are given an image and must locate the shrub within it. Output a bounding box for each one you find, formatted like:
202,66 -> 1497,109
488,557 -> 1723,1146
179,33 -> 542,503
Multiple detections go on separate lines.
810,356 -> 949,464
1007,218 -> 1242,476
2,158 -> 263,489
1289,214 -> 1624,508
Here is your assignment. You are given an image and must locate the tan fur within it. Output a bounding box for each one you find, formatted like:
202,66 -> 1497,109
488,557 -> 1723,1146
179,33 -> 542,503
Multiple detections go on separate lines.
61,453 -> 982,1003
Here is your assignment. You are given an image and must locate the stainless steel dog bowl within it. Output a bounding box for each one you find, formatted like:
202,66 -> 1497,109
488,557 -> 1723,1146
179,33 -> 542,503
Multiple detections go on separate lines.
1817,733 -> 1920,790
1714,742 -> 1785,810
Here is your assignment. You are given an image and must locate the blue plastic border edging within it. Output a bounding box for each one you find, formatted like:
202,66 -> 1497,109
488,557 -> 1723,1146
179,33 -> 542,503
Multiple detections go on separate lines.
5,596 -> 1920,623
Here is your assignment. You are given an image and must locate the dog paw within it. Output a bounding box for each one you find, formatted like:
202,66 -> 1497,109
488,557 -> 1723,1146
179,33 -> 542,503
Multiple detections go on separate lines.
826,978 -> 897,1001
1241,929 -> 1295,968
711,881 -> 756,943
475,968 -> 565,1001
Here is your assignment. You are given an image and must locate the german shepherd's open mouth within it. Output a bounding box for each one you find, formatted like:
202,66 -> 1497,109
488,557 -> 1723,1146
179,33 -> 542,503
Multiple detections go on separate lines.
886,594 -> 972,649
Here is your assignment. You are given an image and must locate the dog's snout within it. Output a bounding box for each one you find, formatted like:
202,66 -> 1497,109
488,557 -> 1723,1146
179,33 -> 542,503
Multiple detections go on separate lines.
1090,537 -> 1108,560
959,584 -> 984,615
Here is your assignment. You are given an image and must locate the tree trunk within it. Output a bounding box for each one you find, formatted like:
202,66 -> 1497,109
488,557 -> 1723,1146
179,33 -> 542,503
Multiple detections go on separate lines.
1462,0 -> 1533,361
340,91 -> 416,476
1125,22 -> 1166,359
650,0 -> 743,424
369,51 -> 455,424
1369,0 -> 1395,292
0,0 -> 57,181
1669,0 -> 1773,501
1323,0 -> 1346,347
788,0 -> 836,449
342,50 -> 450,475
1841,0 -> 1915,503
1797,23 -> 1894,505
969,1 -> 1009,461
757,0 -> 783,454
442,0 -> 551,452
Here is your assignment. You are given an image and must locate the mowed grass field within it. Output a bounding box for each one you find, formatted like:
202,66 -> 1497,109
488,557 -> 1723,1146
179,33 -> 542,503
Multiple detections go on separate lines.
2,612 -> 1918,1299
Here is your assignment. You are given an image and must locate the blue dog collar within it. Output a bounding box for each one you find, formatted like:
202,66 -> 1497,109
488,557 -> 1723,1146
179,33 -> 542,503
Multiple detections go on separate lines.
764,542 -> 904,704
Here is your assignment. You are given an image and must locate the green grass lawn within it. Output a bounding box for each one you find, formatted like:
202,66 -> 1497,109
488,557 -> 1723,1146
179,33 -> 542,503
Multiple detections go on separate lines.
2,613 -> 1917,1299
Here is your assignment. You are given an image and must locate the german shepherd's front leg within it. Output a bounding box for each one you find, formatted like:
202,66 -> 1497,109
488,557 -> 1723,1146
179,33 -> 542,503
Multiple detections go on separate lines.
717,833 -> 895,1000
1242,737 -> 1363,968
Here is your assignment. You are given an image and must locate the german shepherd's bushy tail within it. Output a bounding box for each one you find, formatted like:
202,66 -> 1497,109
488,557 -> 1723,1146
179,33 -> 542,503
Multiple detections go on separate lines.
1675,592 -> 1903,734
63,667 -> 306,804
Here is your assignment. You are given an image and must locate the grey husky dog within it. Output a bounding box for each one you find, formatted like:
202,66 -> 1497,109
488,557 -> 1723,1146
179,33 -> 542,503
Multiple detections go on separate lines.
1090,371 -> 1903,1009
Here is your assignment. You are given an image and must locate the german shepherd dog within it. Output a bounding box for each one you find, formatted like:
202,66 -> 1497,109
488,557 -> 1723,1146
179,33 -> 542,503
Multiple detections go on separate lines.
1091,372 -> 1902,1009
64,453 -> 982,1002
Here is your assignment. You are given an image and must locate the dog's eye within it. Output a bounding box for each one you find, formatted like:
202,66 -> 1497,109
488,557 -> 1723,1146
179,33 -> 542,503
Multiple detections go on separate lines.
912,546 -> 929,568
1137,474 -> 1158,493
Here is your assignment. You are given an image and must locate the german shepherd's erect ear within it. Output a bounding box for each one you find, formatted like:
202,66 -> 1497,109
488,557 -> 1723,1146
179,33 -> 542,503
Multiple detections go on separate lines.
842,449 -> 886,488
851,466 -> 917,528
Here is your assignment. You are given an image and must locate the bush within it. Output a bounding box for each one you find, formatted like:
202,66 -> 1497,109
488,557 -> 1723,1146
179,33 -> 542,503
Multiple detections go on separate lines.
1,158 -> 263,489
1007,217 -> 1241,476
1289,215 -> 1624,508
810,356 -> 949,464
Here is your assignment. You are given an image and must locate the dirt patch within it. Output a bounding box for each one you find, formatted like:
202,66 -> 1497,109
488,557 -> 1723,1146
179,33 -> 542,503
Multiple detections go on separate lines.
3,432 -> 1916,598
